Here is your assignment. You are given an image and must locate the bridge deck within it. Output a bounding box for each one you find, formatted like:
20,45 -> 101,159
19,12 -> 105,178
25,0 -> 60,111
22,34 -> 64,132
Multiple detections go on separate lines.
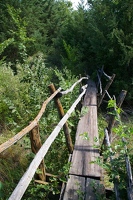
62,80 -> 102,200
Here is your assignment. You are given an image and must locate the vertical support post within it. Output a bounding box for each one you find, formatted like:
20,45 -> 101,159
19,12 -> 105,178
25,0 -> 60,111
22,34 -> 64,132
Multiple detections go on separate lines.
98,74 -> 116,108
108,90 -> 127,141
48,83 -> 73,154
29,123 -> 46,181
101,90 -> 127,152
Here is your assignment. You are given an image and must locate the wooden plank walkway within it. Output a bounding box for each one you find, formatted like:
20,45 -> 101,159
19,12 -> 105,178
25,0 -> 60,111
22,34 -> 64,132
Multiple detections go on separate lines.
62,80 -> 102,200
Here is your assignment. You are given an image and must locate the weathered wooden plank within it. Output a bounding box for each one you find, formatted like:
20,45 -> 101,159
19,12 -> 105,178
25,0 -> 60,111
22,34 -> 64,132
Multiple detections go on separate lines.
85,178 -> 104,200
83,80 -> 97,106
69,110 -> 101,177
63,177 -> 104,200
69,80 -> 101,178
63,175 -> 85,200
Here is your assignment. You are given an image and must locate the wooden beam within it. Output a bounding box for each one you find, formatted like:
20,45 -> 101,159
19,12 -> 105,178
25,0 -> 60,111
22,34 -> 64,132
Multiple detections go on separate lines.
48,83 -> 73,154
63,175 -> 85,200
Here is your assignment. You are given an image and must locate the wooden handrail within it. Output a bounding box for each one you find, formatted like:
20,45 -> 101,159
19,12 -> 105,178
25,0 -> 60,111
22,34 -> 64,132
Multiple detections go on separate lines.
0,77 -> 88,154
61,77 -> 89,95
0,87 -> 61,154
8,84 -> 87,200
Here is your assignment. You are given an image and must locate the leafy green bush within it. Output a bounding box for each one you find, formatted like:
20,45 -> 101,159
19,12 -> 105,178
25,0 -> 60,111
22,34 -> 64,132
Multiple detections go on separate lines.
0,63 -> 29,133
17,52 -> 54,117
95,99 -> 133,199
0,145 -> 29,199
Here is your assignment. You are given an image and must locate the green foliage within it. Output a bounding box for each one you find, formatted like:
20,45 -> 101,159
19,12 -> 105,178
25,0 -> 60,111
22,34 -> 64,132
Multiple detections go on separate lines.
0,0 -> 133,198
0,0 -> 132,101
98,113 -> 108,144
0,54 -> 82,199
0,145 -> 29,199
17,52 -> 54,117
76,183 -> 85,200
0,181 -> 3,198
0,38 -> 14,55
80,132 -> 89,141
61,40 -> 80,73
95,99 -> 133,199
0,64 -> 29,132
7,5 -> 34,62
90,180 -> 108,200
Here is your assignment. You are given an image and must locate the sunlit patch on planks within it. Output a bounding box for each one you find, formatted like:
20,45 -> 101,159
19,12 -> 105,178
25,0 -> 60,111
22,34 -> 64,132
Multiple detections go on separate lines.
62,80 -> 102,199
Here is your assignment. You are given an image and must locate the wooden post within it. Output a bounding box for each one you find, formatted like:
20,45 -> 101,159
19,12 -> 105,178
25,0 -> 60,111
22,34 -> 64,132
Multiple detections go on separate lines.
101,90 -> 127,152
48,84 -> 73,154
108,90 -> 127,141
29,123 -> 46,181
98,74 -> 116,108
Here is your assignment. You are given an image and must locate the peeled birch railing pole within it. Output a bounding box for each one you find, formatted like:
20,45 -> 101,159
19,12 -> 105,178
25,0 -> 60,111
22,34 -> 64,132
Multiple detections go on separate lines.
29,123 -> 46,181
48,83 -> 73,154
60,77 -> 88,95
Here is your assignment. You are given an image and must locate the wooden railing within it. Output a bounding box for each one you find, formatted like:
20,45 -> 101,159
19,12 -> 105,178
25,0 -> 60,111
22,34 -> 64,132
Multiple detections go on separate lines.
0,76 -> 88,200
1,70 -> 133,200
97,68 -> 133,200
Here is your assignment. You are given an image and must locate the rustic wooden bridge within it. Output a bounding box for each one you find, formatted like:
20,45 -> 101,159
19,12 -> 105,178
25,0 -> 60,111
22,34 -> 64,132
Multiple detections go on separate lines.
0,73 -> 129,200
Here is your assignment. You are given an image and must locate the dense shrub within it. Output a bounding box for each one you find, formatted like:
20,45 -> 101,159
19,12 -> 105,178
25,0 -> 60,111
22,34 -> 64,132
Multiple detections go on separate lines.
0,63 -> 29,132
